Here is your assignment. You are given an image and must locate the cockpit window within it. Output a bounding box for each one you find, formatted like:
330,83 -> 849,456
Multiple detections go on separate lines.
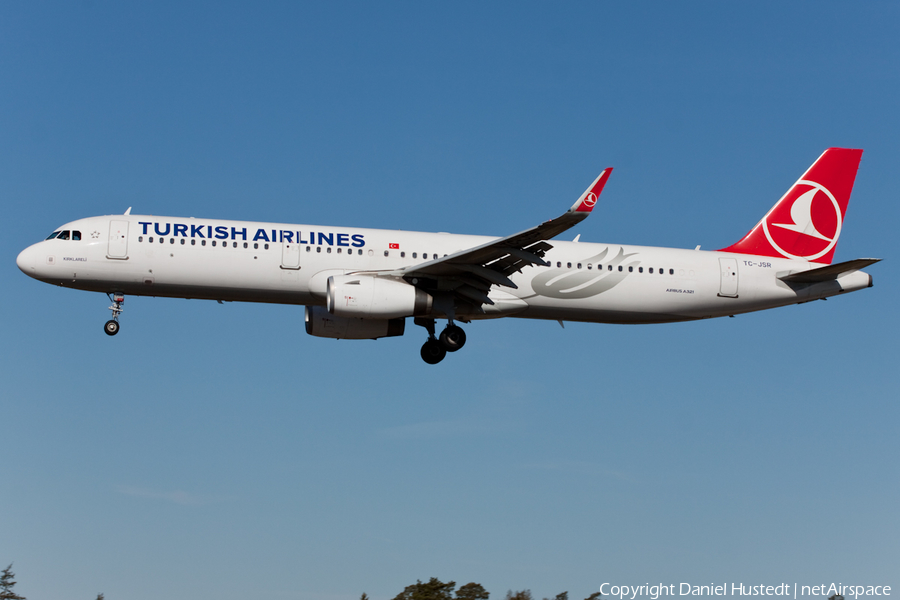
45,231 -> 60,240
72,231 -> 81,241
57,231 -> 70,240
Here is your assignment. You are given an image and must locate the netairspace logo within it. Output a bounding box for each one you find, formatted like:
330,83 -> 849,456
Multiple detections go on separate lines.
599,584 -> 891,600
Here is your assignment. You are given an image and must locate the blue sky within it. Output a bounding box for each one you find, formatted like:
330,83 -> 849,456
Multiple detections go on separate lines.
1,2 -> 898,599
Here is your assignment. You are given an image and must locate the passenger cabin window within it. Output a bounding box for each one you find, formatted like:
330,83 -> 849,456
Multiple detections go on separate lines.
58,231 -> 70,240
46,231 -> 60,240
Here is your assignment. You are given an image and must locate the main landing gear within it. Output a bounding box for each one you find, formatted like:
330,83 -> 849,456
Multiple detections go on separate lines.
416,318 -> 467,365
104,293 -> 124,336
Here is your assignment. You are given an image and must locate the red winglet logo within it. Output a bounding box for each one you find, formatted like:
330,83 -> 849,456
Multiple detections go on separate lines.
720,148 -> 862,264
575,168 -> 613,213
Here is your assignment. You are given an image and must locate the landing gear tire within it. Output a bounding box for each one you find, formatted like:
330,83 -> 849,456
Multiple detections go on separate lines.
439,324 -> 466,352
105,293 -> 125,337
421,339 -> 447,365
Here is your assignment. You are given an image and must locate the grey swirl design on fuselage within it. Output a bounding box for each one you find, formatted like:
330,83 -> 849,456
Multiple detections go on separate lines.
522,246 -> 640,300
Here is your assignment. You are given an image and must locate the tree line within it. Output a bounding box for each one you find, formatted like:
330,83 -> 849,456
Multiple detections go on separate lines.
383,577 -> 603,600
1,566 -> 856,600
1,564 -> 103,600
4,565 -> 607,600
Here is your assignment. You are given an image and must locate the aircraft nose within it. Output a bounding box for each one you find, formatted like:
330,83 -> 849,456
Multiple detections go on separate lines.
16,245 -> 36,275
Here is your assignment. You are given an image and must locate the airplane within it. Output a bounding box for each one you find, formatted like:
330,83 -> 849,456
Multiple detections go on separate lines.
16,147 -> 879,364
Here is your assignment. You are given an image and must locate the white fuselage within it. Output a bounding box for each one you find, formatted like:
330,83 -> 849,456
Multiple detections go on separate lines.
16,214 -> 873,325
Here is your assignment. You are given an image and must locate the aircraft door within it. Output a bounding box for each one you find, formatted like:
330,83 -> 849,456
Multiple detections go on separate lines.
281,241 -> 301,269
107,220 -> 129,259
718,257 -> 738,298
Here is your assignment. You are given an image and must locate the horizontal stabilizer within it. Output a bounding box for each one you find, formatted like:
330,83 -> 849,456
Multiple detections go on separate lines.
777,258 -> 880,284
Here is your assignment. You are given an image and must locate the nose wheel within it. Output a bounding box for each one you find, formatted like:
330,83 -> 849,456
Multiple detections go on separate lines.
104,293 -> 124,336
415,318 -> 468,364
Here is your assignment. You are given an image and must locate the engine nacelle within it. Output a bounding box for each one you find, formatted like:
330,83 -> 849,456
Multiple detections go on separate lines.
305,305 -> 405,340
327,275 -> 432,319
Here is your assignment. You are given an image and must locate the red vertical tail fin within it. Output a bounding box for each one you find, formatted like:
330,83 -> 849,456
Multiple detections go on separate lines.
720,148 -> 863,264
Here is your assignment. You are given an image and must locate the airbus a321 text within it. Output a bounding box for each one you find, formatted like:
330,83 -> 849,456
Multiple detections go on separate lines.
17,148 -> 879,364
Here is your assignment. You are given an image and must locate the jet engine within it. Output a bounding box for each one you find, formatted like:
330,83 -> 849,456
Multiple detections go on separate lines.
326,275 -> 432,319
305,305 -> 405,340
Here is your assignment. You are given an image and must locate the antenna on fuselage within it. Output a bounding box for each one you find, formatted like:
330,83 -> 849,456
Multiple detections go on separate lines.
124,207 -> 132,215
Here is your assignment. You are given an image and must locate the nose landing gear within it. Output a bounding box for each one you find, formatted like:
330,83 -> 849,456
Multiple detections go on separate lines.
415,318 -> 468,364
104,293 -> 124,336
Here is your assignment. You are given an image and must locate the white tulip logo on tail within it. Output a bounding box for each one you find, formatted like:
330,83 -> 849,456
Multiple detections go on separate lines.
762,180 -> 842,261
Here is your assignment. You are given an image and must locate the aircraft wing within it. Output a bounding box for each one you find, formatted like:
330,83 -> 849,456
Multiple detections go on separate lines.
382,168 -> 612,307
